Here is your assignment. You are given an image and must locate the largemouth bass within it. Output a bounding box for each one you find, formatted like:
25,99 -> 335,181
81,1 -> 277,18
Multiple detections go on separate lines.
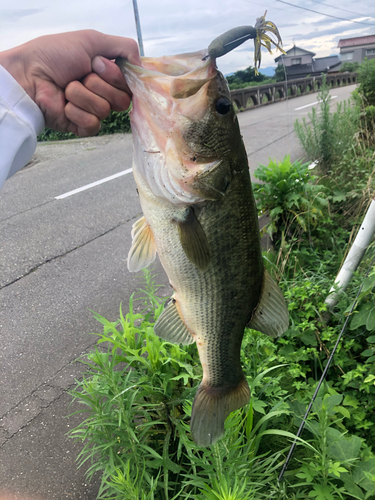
118,17 -> 288,447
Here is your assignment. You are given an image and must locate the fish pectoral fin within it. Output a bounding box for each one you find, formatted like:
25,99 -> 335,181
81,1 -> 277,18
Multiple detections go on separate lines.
127,216 -> 157,272
191,378 -> 250,447
154,297 -> 195,345
177,207 -> 210,271
248,268 -> 289,338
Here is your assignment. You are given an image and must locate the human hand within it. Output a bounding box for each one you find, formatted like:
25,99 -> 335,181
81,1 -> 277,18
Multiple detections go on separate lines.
0,30 -> 141,137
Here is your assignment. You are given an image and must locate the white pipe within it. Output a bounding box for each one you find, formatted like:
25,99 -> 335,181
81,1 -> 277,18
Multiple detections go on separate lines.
325,199 -> 375,310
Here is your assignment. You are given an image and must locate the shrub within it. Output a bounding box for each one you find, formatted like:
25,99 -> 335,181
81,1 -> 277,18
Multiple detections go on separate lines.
360,105 -> 375,142
286,391 -> 375,500
294,76 -> 360,172
324,147 -> 375,224
357,58 -> 375,107
253,155 -> 327,245
341,62 -> 360,73
37,109 -> 131,142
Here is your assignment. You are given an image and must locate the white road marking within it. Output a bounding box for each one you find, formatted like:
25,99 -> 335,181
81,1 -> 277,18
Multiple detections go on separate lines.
295,95 -> 337,111
55,168 -> 133,200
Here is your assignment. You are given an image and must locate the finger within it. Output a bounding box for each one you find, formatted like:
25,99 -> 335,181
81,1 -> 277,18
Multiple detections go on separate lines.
82,72 -> 131,112
65,80 -> 111,120
34,78 -> 78,134
92,56 -> 131,94
65,102 -> 101,137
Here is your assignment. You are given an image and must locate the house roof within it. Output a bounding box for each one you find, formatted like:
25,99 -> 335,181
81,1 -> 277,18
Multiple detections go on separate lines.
275,45 -> 315,62
313,55 -> 340,72
286,63 -> 313,77
285,56 -> 341,78
338,35 -> 375,48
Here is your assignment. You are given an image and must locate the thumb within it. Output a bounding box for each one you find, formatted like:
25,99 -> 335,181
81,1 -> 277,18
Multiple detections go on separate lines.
92,55 -> 131,93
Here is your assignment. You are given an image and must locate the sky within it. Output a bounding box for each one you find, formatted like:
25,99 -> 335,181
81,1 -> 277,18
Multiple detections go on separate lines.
1,0 -> 375,75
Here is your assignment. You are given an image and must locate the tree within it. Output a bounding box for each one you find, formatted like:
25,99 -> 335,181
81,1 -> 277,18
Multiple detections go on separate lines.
274,64 -> 285,82
341,62 -> 360,73
226,66 -> 267,89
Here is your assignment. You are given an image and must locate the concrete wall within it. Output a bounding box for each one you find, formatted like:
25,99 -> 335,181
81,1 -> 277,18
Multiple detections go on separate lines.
230,72 -> 357,110
340,44 -> 375,64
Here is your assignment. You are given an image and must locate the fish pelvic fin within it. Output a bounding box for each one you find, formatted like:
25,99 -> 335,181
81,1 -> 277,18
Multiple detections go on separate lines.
154,297 -> 195,345
127,216 -> 157,272
191,378 -> 250,447
176,207 -> 210,271
248,268 -> 289,338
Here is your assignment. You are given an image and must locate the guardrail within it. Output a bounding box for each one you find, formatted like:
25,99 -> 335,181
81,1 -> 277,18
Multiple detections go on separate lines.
230,72 -> 358,110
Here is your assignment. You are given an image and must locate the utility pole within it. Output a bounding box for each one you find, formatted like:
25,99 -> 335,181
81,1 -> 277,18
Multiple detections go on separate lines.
132,0 -> 144,56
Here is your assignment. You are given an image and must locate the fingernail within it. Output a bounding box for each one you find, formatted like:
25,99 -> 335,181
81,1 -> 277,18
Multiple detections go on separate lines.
92,56 -> 106,74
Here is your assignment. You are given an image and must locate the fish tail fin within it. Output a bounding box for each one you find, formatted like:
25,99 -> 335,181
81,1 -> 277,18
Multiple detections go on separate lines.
190,378 -> 250,447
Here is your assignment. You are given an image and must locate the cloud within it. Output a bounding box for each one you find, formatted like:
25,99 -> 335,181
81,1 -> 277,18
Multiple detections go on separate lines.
0,0 -> 374,74
2,8 -> 45,23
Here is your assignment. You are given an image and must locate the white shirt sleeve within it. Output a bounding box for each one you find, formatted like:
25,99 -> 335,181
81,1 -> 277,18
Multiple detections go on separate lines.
0,65 -> 45,190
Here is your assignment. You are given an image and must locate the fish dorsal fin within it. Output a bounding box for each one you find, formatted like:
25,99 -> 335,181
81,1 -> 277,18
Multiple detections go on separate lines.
154,297 -> 195,345
248,269 -> 289,338
127,216 -> 157,272
177,208 -> 210,271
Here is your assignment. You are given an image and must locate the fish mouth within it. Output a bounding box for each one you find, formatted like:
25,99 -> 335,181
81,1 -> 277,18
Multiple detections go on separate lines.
117,49 -> 212,78
117,50 -> 217,102
117,51 -> 227,205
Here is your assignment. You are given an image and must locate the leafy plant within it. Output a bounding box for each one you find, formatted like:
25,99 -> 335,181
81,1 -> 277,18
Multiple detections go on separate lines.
68,254 -> 375,499
294,76 -> 360,172
324,147 -> 375,225
341,62 -> 360,73
253,155 -> 327,245
285,391 -> 374,500
69,269 -> 198,499
357,58 -> 375,107
69,270 -> 295,500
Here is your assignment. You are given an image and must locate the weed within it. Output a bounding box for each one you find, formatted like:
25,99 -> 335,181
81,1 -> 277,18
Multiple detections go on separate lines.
253,155 -> 327,246
69,270 -> 293,499
357,58 -> 375,107
294,76 -> 359,173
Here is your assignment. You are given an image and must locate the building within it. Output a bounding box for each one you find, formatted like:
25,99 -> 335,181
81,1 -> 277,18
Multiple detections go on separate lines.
275,46 -> 341,80
337,34 -> 375,65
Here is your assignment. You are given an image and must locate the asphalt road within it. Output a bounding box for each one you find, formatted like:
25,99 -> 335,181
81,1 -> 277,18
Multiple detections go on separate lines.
0,84 -> 356,499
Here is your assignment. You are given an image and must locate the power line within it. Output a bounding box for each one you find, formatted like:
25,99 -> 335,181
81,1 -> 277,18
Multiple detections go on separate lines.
309,0 -> 375,20
276,0 -> 375,26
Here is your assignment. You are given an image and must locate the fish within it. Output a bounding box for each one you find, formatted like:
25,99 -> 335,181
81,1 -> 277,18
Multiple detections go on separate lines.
117,14 -> 288,447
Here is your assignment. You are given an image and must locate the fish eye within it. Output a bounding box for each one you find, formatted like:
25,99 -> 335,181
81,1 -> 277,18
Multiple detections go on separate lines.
215,97 -> 231,115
